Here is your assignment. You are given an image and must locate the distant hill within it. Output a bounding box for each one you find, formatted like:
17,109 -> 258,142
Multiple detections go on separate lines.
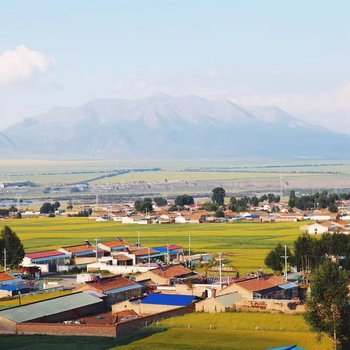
1,95 -> 349,159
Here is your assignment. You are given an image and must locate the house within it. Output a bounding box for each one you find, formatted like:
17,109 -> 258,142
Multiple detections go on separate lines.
303,222 -> 335,235
0,271 -> 17,285
21,250 -> 70,273
73,275 -> 142,306
98,239 -> 129,256
152,245 -> 184,262
135,264 -> 196,285
217,275 -> 299,300
195,292 -> 243,312
125,246 -> 165,264
59,243 -> 98,258
139,293 -> 197,314
112,293 -> 197,315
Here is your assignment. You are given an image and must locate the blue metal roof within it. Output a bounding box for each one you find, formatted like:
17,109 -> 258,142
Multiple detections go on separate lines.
279,282 -> 299,290
266,346 -> 304,350
141,293 -> 197,306
0,285 -> 28,291
152,247 -> 181,254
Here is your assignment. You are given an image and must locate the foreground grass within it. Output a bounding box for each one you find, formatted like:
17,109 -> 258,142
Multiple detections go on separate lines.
0,218 -> 305,274
113,313 -> 332,350
0,290 -> 72,310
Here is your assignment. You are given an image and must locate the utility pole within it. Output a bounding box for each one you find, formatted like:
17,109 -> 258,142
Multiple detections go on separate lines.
219,252 -> 223,290
148,247 -> 151,268
280,245 -> 289,281
3,248 -> 7,271
94,238 -> 100,262
137,231 -> 141,248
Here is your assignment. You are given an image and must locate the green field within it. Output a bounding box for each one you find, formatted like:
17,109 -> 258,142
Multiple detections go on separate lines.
0,312 -> 332,350
114,313 -> 332,350
0,217 -> 304,274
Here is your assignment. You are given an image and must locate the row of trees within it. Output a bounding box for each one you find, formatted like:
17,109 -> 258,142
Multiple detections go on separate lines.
288,190 -> 340,212
265,234 -> 350,348
40,201 -> 61,214
265,233 -> 350,274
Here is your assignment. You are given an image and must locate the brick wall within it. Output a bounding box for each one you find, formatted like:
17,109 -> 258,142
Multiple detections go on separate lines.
16,323 -> 116,337
116,304 -> 195,335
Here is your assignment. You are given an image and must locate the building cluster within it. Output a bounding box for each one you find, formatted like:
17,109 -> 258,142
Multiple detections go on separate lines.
0,235 -> 303,338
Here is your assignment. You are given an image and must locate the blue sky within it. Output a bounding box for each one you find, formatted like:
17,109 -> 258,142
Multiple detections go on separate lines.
1,1 -> 350,131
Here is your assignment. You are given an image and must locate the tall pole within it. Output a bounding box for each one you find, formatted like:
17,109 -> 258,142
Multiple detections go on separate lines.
137,231 -> 141,248
284,245 -> 288,281
148,247 -> 151,268
95,238 -> 99,262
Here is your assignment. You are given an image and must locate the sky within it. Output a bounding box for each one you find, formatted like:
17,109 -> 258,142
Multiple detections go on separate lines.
1,0 -> 350,132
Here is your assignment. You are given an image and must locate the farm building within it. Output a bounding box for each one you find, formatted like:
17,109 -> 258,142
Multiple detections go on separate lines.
0,292 -> 104,333
74,275 -> 142,306
112,293 -> 197,315
21,250 -> 70,273
98,239 -> 129,255
195,292 -> 243,313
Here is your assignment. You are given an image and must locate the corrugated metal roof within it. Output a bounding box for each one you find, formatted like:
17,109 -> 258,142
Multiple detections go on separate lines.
141,293 -> 197,306
215,293 -> 243,307
278,282 -> 299,290
0,292 -> 103,323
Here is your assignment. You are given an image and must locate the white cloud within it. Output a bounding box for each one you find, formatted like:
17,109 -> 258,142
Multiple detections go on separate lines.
0,45 -> 53,86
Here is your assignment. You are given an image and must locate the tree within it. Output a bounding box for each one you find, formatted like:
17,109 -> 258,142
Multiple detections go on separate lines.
265,243 -> 292,273
211,187 -> 225,206
328,203 -> 338,213
250,196 -> 259,207
134,198 -> 153,213
0,226 -> 25,268
53,201 -> 61,210
40,202 -> 54,214
200,202 -> 218,211
8,205 -> 17,212
154,197 -> 168,207
288,190 -> 297,208
174,195 -> 194,206
304,261 -> 350,349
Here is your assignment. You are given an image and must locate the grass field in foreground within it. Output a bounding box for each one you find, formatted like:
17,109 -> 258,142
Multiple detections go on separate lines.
113,313 -> 332,350
0,312 -> 332,350
0,217 -> 305,274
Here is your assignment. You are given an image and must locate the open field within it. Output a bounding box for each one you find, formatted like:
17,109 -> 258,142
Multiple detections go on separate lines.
0,312 -> 332,350
0,217 -> 304,274
113,313 -> 332,350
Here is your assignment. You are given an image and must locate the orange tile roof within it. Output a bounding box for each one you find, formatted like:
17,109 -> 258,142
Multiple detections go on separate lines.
0,271 -> 15,282
84,276 -> 139,293
128,247 -> 158,256
236,275 -> 286,292
61,244 -> 95,253
100,240 -> 129,248
151,264 -> 193,279
113,254 -> 133,261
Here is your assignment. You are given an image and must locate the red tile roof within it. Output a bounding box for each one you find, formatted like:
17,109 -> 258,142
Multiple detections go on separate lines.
83,276 -> 139,293
167,245 -> 183,251
236,275 -> 286,292
100,240 -> 129,248
26,250 -> 66,260
151,264 -> 193,279
0,271 -> 16,282
128,247 -> 158,256
61,244 -> 95,253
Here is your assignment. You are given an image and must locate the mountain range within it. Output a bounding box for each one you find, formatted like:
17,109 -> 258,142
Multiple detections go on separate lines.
0,95 -> 349,159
